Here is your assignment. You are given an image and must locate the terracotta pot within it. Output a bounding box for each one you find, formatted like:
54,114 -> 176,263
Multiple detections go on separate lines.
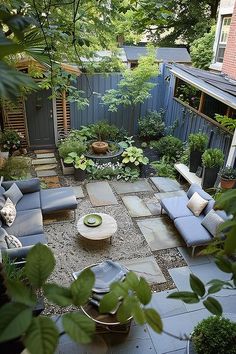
91,141 -> 108,154
220,178 -> 236,189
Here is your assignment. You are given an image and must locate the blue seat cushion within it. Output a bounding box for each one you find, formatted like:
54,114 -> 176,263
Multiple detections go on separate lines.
16,192 -> 41,211
18,233 -> 47,246
160,196 -> 193,220
3,209 -> 43,237
2,178 -> 40,194
40,187 -> 77,215
174,216 -> 213,247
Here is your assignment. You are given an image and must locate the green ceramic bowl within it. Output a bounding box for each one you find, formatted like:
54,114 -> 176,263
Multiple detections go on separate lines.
83,214 -> 102,227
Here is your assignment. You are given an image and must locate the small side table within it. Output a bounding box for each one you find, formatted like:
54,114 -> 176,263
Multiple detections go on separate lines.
77,213 -> 117,244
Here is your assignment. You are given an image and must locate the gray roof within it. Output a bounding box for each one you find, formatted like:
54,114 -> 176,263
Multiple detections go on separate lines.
170,64 -> 236,109
123,46 -> 191,63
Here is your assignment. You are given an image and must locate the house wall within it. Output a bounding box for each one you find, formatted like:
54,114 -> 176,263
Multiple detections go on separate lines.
222,1 -> 236,79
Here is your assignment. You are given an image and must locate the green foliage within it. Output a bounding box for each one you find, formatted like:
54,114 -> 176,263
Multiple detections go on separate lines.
75,126 -> 95,140
0,156 -> 31,180
190,26 -> 215,69
138,110 -> 165,140
151,135 -> 183,162
58,139 -> 87,160
2,254 -> 25,282
64,153 -> 94,170
0,129 -> 23,152
191,316 -> 236,354
118,136 -> 135,149
176,83 -> 201,109
202,148 -> 224,168
215,114 -> 236,132
122,146 -> 149,166
90,120 -> 120,141
88,161 -> 123,180
151,157 -> 176,179
116,166 -> 140,181
188,133 -> 208,152
220,166 -> 236,180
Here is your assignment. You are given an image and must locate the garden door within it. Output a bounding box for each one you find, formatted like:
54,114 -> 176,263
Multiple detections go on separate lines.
25,89 -> 55,148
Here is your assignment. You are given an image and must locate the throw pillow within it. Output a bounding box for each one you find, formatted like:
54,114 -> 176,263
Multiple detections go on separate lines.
0,198 -> 16,226
0,186 -> 6,210
187,192 -> 208,217
5,234 -> 22,248
3,183 -> 23,205
201,210 -> 224,237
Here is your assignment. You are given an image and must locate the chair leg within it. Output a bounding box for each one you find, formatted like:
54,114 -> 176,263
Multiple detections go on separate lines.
191,246 -> 196,257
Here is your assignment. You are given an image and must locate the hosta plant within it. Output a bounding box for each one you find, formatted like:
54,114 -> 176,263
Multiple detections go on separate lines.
64,153 -> 94,170
122,147 -> 149,166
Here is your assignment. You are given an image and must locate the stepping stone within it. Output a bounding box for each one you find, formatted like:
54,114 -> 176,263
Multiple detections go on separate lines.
177,247 -> 211,266
150,177 -> 182,192
34,149 -> 55,154
86,181 -> 118,206
32,158 -> 57,165
149,290 -> 187,318
121,256 -> 166,284
112,180 -> 153,194
72,186 -> 84,198
37,170 -> 57,177
154,190 -> 186,200
34,164 -> 57,171
145,201 -> 162,216
137,217 -> 183,251
41,176 -> 60,188
122,196 -> 151,217
36,153 -> 55,159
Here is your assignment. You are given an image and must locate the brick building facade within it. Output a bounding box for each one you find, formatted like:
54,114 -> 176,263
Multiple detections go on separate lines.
222,1 -> 236,79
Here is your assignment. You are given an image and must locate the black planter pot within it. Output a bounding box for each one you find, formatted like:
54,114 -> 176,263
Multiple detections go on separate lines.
189,150 -> 202,173
74,168 -> 86,181
201,166 -> 220,189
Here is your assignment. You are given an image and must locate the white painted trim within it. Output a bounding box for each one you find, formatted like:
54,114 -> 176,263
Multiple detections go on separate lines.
226,128 -> 236,166
52,97 -> 58,144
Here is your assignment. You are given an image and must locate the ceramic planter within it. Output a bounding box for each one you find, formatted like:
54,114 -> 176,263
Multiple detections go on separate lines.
189,150 -> 202,173
201,166 -> 220,189
91,141 -> 108,154
220,177 -> 236,189
74,168 -> 86,181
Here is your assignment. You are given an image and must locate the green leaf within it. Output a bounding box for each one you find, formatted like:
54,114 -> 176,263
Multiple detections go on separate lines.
24,244 -> 56,288
99,292 -> 119,313
44,283 -> 73,306
224,227 -> 236,255
116,296 -> 134,323
125,271 -> 139,290
62,312 -> 95,344
215,257 -> 232,273
203,296 -> 223,315
207,284 -> 224,294
110,281 -> 128,297
70,268 -> 95,306
136,277 -> 152,305
167,291 -> 199,304
0,303 -> 32,342
132,303 -> 146,325
144,308 -> 163,333
189,274 -> 205,297
7,279 -> 36,306
24,317 -> 59,354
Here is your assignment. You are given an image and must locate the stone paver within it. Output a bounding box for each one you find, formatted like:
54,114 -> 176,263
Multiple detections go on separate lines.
34,149 -> 55,154
177,247 -> 211,266
154,190 -> 186,200
112,180 -> 153,194
34,164 -> 57,171
37,170 -> 57,177
86,181 -> 118,206
36,153 -> 55,158
121,256 -> 166,284
41,176 -> 60,188
145,201 -> 162,216
137,217 -> 183,251
72,186 -> 85,198
149,289 -> 187,318
32,158 -> 57,165
122,196 -> 151,217
150,177 -> 182,192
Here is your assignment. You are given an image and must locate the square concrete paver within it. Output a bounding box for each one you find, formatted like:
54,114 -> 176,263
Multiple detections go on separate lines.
32,158 -> 57,165
149,289 -> 187,318
145,201 -> 162,216
178,247 -> 211,266
112,180 -> 153,194
36,170 -> 57,177
154,190 -> 186,200
34,164 -> 57,171
36,153 -> 55,159
121,256 -> 166,284
150,177 -> 182,192
72,186 -> 85,198
122,196 -> 151,217
86,181 -> 118,206
137,217 -> 183,251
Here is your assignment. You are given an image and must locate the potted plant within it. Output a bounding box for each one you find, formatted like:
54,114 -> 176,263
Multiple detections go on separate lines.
201,148 -> 224,189
64,152 -> 94,181
0,129 -> 23,158
188,133 -> 208,173
121,146 -> 149,166
90,121 -> 119,154
220,166 -> 236,189
187,316 -> 236,354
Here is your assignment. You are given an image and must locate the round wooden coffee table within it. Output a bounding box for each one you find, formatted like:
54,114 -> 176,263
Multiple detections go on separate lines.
77,213 -> 117,244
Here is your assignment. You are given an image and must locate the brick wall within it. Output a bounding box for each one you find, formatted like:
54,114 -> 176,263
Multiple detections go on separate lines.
222,1 -> 236,79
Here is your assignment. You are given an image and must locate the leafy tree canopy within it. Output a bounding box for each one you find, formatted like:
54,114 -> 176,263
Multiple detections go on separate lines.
190,26 -> 215,69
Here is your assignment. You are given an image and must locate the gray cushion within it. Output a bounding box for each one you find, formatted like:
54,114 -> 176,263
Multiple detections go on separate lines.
187,184 -> 212,201
203,199 -> 215,215
40,187 -> 77,215
18,233 -> 47,246
0,186 -> 6,210
16,192 -> 41,211
0,227 -> 8,249
174,216 -> 213,247
2,178 -> 41,194
160,196 -> 193,220
3,183 -> 23,205
201,210 -> 224,237
3,208 -> 43,237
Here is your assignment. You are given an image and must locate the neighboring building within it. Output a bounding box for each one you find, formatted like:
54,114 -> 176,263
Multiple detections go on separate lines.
210,0 -> 236,75
122,46 -> 191,68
